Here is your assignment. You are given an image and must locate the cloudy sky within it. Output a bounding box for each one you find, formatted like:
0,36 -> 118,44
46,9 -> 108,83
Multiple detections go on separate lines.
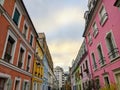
23,0 -> 88,71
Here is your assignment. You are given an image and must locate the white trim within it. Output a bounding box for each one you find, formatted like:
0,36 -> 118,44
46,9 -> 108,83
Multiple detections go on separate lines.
22,20 -> 29,40
17,44 -> 26,69
103,74 -> 110,85
2,29 -> 17,64
0,59 -> 32,77
0,72 -> 10,78
97,43 -> 106,66
0,73 -> 11,90
13,77 -> 21,90
12,3 -> 22,28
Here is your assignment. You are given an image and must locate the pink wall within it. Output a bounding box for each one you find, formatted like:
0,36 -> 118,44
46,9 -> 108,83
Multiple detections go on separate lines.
85,0 -> 120,87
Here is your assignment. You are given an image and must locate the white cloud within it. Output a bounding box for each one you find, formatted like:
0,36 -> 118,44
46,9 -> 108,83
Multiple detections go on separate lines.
48,39 -> 83,71
33,7 -> 85,33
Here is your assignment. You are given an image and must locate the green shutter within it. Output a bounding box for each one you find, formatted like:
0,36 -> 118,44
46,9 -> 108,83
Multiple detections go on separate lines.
7,78 -> 12,90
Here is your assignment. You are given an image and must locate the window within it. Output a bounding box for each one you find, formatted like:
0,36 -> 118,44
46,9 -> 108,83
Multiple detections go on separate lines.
97,45 -> 105,66
3,30 -> 17,63
88,33 -> 92,45
4,36 -> 15,63
26,54 -> 31,72
0,0 -> 4,5
13,8 -> 20,26
104,76 -> 110,87
22,22 -> 28,39
0,77 -> 12,90
91,53 -> 97,70
18,45 -> 26,69
93,22 -> 98,38
84,60 -> 89,73
95,78 -> 100,89
22,81 -> 30,90
15,80 -> 20,90
114,0 -> 120,9
99,5 -> 108,26
0,78 -> 5,90
30,34 -> 33,46
106,32 -> 119,60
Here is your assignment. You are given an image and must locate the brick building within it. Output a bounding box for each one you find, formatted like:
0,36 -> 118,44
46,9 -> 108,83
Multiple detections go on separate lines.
0,0 -> 38,89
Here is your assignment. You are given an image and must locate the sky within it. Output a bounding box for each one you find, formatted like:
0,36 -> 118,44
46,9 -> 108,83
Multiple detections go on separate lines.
23,0 -> 88,72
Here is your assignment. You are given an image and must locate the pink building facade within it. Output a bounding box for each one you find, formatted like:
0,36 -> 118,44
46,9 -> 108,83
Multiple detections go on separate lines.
83,0 -> 120,89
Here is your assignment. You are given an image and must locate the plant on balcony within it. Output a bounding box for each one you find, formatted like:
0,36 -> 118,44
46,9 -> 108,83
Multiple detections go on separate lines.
100,83 -> 117,90
4,53 -> 12,62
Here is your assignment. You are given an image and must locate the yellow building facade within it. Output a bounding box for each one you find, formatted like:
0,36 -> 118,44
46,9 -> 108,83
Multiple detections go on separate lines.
32,40 -> 44,90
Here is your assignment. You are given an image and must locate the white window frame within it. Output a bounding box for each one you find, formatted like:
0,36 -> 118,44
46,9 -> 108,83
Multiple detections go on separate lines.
22,80 -> 30,90
13,77 -> 21,90
26,52 -> 32,72
88,33 -> 92,45
99,5 -> 108,26
12,3 -> 22,28
91,52 -> 97,70
105,31 -> 119,61
2,29 -> 17,64
22,20 -> 29,39
0,0 -> 4,6
97,43 -> 106,67
92,22 -> 98,38
17,44 -> 26,69
0,73 -> 11,90
103,74 -> 110,86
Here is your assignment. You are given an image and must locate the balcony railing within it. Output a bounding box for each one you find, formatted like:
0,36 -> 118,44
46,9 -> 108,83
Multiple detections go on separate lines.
108,48 -> 119,60
99,57 -> 106,66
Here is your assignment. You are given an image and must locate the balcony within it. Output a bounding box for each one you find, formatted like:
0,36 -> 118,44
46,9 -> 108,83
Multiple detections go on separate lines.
108,48 -> 120,61
4,53 -> 12,63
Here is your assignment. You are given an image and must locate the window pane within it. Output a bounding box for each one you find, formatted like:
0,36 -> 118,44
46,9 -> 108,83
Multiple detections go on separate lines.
13,8 -> 20,26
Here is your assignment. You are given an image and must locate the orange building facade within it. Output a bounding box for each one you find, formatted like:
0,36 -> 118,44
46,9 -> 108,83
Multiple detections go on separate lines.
0,0 -> 38,90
